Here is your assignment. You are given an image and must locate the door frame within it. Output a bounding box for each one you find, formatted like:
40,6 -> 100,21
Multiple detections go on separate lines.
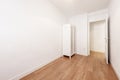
87,16 -> 109,64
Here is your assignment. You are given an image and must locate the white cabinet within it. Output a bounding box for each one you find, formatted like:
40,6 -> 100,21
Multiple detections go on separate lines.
63,24 -> 74,59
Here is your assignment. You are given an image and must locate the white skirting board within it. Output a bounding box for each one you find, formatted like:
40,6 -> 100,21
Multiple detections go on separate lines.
111,62 -> 120,80
76,53 -> 88,56
8,55 -> 62,80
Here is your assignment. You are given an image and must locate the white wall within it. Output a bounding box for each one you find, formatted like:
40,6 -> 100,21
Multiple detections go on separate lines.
90,20 -> 106,53
88,9 -> 108,22
0,0 -> 66,80
109,0 -> 120,79
69,14 -> 88,56
69,10 -> 108,56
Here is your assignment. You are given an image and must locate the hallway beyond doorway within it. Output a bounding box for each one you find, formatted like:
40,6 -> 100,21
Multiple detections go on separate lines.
90,51 -> 106,63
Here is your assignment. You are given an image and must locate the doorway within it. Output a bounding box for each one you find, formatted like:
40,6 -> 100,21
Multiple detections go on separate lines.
88,19 -> 108,64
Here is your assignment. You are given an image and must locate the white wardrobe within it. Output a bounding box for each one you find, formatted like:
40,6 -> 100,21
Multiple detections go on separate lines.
63,24 -> 74,59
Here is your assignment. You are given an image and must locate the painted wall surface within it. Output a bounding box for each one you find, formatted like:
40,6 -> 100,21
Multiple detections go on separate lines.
0,0 -> 66,80
109,0 -> 120,79
69,14 -> 88,56
88,9 -> 108,22
69,10 -> 108,56
90,20 -> 106,53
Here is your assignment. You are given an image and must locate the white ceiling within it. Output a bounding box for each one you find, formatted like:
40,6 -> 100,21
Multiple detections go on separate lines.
49,0 -> 109,17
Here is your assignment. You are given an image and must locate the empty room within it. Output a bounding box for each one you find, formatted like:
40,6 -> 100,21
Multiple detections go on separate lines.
0,0 -> 120,80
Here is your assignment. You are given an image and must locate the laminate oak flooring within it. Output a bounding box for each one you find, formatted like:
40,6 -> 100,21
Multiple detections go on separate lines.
21,52 -> 118,80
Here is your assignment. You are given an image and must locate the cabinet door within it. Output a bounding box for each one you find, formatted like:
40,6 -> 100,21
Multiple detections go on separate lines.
63,24 -> 71,56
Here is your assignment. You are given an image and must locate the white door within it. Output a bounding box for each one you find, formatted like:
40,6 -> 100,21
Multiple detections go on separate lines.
105,18 -> 109,64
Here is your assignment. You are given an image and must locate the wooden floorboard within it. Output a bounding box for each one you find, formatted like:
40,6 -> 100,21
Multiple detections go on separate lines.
21,53 -> 118,80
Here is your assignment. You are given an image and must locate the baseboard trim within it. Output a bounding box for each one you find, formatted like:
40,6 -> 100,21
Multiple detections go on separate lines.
9,55 -> 62,80
76,53 -> 88,56
111,62 -> 120,80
